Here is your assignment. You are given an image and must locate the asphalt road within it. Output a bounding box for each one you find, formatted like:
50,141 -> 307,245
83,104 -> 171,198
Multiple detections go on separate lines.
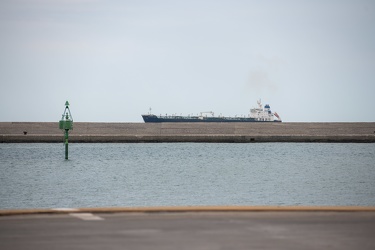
1,211 -> 374,250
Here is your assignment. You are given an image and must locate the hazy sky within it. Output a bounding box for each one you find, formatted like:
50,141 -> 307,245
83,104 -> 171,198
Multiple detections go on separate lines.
1,0 -> 374,122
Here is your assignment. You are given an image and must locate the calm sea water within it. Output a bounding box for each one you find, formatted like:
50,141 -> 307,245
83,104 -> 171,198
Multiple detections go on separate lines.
0,143 -> 374,209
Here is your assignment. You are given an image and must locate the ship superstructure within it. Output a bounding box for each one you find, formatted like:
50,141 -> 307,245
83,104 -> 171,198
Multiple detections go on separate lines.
250,100 -> 281,122
142,100 -> 282,123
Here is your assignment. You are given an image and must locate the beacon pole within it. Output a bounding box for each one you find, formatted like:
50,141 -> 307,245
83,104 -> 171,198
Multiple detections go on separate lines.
59,101 -> 73,160
64,129 -> 69,159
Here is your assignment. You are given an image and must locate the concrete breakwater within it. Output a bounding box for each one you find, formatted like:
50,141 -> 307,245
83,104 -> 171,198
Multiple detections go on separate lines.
1,122 -> 374,143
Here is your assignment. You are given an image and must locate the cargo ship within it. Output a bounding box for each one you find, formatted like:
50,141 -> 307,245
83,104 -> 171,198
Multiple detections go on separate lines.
142,100 -> 282,123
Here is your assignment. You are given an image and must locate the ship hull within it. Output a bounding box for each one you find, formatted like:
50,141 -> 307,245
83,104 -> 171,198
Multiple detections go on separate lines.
142,115 -> 281,123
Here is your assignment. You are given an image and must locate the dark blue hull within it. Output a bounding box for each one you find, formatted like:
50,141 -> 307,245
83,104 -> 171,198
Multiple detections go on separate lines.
142,115 -> 281,123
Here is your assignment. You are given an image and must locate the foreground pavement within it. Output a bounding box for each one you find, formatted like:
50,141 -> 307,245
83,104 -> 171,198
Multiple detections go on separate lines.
1,210 -> 375,250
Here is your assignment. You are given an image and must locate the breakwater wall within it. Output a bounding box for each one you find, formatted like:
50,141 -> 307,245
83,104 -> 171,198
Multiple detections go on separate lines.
1,122 -> 374,143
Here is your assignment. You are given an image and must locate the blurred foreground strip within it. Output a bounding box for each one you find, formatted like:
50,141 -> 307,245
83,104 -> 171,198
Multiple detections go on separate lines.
1,206 -> 375,216
69,213 -> 104,221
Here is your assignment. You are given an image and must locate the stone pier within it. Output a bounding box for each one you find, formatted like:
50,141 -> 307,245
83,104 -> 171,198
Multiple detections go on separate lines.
1,122 -> 374,142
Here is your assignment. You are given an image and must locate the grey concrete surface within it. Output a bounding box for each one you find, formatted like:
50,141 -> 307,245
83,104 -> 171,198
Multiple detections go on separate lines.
1,122 -> 375,142
0,212 -> 374,250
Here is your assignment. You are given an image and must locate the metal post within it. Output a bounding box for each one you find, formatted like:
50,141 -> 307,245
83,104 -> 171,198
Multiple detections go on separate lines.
65,129 -> 69,160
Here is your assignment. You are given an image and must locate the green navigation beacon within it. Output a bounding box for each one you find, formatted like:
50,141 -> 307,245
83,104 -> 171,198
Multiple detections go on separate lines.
59,101 -> 73,159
